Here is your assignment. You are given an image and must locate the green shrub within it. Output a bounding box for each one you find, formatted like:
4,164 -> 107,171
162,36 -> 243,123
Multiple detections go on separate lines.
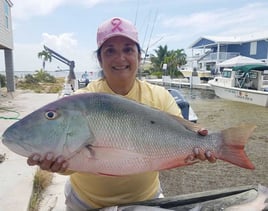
151,71 -> 163,79
33,70 -> 56,83
24,74 -> 38,84
0,74 -> 6,87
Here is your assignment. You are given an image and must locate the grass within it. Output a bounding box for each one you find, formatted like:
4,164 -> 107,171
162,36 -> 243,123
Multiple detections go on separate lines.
0,153 -> 6,163
17,77 -> 65,94
28,168 -> 53,211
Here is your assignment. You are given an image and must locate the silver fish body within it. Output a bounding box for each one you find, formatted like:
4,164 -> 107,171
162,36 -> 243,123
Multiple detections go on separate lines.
2,93 -> 255,175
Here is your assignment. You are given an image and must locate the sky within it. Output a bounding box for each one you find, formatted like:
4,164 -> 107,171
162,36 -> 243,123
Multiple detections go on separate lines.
1,0 -> 268,73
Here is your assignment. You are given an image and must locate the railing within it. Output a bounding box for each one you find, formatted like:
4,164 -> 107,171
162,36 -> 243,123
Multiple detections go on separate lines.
200,52 -> 240,62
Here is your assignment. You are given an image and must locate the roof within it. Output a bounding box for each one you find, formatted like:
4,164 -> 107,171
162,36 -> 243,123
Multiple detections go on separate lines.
217,56 -> 265,67
233,64 -> 268,73
189,31 -> 268,48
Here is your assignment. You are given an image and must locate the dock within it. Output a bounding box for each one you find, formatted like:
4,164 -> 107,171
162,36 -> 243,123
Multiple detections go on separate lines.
145,77 -> 212,90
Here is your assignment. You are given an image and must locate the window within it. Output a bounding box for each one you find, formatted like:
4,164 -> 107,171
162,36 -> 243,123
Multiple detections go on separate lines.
222,70 -> 232,78
250,41 -> 257,55
4,0 -> 10,29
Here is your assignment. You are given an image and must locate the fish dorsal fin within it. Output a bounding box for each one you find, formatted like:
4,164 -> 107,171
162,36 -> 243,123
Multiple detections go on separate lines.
170,114 -> 206,134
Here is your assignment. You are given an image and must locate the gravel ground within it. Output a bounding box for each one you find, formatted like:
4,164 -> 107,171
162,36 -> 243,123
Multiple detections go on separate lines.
160,97 -> 268,197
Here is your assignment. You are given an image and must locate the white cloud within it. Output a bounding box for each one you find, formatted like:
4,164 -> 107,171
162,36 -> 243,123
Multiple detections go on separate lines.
41,33 -> 78,55
152,2 -> 268,53
11,0 -> 123,21
11,0 -> 65,20
4,33 -> 99,72
40,32 -> 99,71
161,2 -> 268,36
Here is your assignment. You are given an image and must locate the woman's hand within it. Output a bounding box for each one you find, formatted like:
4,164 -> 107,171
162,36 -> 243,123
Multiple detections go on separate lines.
27,152 -> 69,173
193,148 -> 217,163
195,128 -> 217,163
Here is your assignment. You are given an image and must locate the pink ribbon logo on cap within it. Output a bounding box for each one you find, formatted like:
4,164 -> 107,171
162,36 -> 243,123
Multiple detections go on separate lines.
111,18 -> 123,32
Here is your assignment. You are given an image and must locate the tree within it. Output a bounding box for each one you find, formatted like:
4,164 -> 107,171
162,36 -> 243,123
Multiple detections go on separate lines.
174,49 -> 187,68
149,45 -> 187,77
34,69 -> 56,83
150,45 -> 168,71
37,50 -> 52,70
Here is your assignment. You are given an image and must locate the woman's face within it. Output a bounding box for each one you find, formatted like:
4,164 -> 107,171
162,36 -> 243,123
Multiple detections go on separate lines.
98,36 -> 141,85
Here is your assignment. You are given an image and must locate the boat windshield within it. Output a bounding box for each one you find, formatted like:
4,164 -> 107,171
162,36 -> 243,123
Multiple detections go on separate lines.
222,69 -> 232,78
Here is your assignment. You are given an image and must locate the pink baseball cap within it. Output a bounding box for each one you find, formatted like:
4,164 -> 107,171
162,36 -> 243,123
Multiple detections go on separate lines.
97,17 -> 139,48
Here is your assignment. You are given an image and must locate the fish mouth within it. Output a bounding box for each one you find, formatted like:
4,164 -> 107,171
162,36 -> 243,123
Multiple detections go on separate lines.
1,136 -> 33,157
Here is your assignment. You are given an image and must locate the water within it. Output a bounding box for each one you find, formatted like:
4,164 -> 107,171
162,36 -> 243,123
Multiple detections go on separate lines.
0,70 -> 101,81
175,87 -> 217,101
164,86 -> 218,101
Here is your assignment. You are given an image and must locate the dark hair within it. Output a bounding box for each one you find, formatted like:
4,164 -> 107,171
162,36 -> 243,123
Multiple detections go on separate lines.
97,43 -> 141,62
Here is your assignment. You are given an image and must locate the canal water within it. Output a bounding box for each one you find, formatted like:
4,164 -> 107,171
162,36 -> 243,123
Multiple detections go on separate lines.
169,87 -> 218,101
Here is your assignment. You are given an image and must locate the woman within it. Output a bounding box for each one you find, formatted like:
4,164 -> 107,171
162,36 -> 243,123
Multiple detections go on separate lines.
28,17 -> 215,210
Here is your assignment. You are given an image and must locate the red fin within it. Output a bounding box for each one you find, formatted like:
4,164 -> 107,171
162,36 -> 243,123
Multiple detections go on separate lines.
219,124 -> 256,169
156,158 -> 190,170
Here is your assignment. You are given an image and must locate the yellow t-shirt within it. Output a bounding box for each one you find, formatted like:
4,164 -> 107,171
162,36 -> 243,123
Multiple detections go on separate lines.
70,78 -> 182,208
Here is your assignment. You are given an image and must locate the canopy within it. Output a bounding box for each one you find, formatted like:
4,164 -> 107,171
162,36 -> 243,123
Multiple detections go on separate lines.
233,64 -> 268,73
217,55 -> 264,67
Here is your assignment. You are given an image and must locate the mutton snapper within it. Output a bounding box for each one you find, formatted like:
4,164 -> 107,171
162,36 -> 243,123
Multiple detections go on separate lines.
1,93 -> 256,175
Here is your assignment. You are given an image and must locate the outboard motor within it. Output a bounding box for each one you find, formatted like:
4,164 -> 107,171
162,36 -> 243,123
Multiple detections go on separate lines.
168,88 -> 190,120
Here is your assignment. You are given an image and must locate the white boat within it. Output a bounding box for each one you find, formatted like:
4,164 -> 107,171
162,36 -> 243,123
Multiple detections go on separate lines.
208,64 -> 268,107
180,68 -> 212,79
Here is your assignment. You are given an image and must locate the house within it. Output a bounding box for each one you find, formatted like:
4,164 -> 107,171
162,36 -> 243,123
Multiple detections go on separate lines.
184,32 -> 268,79
0,0 -> 14,92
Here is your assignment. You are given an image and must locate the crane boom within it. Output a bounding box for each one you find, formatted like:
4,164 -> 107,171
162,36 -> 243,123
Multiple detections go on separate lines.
43,45 -> 76,81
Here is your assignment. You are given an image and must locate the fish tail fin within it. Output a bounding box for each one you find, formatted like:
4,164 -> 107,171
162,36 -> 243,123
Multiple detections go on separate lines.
219,124 -> 256,169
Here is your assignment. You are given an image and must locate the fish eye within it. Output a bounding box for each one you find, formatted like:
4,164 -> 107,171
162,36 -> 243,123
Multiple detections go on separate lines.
45,111 -> 58,120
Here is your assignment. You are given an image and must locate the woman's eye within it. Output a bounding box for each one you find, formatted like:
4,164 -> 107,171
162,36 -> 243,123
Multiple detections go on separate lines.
105,48 -> 115,56
124,47 -> 134,54
45,111 -> 58,120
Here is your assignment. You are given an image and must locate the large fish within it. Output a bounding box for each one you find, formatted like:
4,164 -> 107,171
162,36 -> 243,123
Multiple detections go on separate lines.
1,93 -> 256,175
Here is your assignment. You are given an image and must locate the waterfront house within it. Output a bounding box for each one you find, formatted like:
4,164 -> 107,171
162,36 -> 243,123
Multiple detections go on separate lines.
185,32 -> 268,78
0,0 -> 14,91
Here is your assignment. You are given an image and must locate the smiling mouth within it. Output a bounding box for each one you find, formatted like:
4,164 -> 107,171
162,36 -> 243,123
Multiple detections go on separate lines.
113,65 -> 130,70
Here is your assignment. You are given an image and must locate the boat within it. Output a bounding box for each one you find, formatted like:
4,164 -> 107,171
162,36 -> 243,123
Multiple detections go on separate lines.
208,64 -> 268,107
93,184 -> 268,210
179,67 -> 213,81
168,88 -> 198,122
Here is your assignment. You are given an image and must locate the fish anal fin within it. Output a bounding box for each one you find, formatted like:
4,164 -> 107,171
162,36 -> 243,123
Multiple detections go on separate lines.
154,156 -> 197,171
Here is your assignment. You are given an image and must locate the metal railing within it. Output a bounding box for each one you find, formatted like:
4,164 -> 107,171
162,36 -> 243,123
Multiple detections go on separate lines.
200,52 -> 240,62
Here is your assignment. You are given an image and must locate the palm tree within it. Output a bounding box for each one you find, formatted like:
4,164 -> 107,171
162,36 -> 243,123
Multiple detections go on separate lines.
150,45 -> 187,76
174,49 -> 187,68
37,50 -> 52,70
150,45 -> 169,71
